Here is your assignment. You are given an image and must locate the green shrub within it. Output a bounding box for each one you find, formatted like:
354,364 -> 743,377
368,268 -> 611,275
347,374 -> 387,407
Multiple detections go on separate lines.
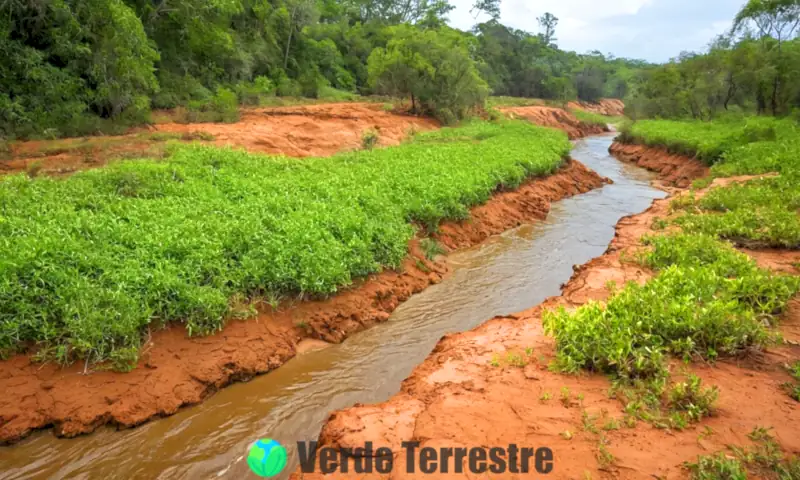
687,453 -> 747,480
235,77 -> 275,106
545,233 -> 798,380
361,128 -> 379,150
668,375 -> 718,423
0,120 -> 570,367
184,87 -> 240,123
317,86 -> 358,102
420,238 -> 446,260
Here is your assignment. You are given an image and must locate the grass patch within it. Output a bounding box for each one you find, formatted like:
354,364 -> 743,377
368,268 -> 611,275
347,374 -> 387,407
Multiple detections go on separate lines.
617,117 -> 793,166
671,176 -> 800,248
570,109 -> 624,128
0,119 -> 570,369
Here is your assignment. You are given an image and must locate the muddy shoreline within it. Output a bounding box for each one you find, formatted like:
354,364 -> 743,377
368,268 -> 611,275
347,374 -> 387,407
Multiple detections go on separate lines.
290,143 -> 800,479
0,156 -> 608,445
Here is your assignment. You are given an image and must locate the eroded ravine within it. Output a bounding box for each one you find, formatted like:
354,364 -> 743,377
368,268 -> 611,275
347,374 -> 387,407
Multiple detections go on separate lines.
0,135 -> 665,480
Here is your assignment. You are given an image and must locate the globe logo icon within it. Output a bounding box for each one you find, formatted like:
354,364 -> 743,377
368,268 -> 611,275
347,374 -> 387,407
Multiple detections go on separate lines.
247,438 -> 287,478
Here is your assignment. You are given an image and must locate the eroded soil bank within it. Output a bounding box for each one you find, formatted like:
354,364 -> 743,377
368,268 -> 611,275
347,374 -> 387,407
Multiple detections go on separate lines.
0,158 -> 607,445
1,101 -> 614,177
567,99 -> 626,117
609,142 -> 709,187
291,147 -> 799,479
0,103 -> 438,175
499,106 -> 608,139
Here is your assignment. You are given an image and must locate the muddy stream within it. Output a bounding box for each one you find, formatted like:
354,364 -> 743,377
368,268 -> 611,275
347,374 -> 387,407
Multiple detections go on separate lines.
1,134 -> 665,480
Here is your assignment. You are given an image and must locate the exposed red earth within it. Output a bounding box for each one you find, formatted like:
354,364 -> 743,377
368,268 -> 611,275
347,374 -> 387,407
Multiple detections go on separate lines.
0,103 -> 437,176
567,99 -> 626,117
609,142 -> 710,188
290,149 -> 800,480
0,157 -> 608,444
499,106 -> 608,139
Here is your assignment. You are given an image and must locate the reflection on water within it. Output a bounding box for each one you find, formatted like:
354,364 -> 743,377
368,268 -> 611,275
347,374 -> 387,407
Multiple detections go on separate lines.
1,135 -> 665,480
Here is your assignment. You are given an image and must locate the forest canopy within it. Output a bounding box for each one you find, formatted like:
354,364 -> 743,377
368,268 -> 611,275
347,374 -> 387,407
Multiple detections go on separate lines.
625,0 -> 800,120
3,0 -> 797,139
0,0 -> 644,138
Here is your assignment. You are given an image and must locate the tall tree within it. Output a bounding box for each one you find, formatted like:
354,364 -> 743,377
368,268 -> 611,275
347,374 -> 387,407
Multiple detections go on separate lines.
537,12 -> 558,47
470,0 -> 500,20
733,0 -> 800,113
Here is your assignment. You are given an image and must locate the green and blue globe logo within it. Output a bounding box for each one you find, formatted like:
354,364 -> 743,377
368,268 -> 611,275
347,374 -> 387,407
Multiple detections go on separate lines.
248,438 -> 287,477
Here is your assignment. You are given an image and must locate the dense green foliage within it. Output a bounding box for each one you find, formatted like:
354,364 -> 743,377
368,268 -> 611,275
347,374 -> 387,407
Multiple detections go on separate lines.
0,120 -> 570,367
618,117 -> 790,164
367,25 -> 489,123
620,117 -> 800,248
1,1 -> 640,138
544,233 -> 798,380
625,0 -> 800,120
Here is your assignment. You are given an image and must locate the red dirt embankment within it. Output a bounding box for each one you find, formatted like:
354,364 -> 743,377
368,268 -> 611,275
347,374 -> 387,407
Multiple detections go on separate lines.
567,99 -> 626,117
292,152 -> 800,480
0,159 -> 608,445
610,142 -> 709,188
499,106 -> 607,139
0,103 -> 437,175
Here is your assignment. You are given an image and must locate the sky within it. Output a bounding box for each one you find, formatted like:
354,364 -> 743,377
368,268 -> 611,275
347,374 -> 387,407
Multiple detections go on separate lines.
447,0 -> 746,62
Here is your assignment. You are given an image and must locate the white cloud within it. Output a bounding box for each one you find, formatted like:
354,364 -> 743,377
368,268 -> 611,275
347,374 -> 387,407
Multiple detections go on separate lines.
447,0 -> 745,62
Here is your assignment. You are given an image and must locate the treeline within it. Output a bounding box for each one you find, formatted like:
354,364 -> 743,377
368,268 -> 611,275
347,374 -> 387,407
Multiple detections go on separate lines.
1,0 -> 642,139
625,0 -> 800,120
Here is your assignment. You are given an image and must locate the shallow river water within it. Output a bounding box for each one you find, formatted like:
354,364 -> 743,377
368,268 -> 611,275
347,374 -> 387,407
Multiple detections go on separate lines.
1,134 -> 665,480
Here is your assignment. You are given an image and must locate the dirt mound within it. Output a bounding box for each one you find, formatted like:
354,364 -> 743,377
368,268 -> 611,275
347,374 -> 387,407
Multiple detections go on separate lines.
157,103 -> 437,157
0,160 -> 607,444
0,103 -> 437,176
293,167 -> 800,480
567,98 -> 626,116
610,142 -> 709,187
499,106 -> 607,139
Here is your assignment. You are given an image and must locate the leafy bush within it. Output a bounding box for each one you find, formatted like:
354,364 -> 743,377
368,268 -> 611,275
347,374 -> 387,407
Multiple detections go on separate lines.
687,453 -> 747,480
668,375 -> 718,423
368,25 -> 489,124
0,120 -> 570,368
361,128 -> 379,150
183,88 -> 240,123
235,77 -> 275,106
618,117 -> 792,165
544,233 -> 798,380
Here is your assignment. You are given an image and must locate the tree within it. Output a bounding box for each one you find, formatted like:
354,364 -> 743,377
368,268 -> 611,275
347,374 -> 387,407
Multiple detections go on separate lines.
471,0 -> 501,21
368,26 -> 488,122
538,12 -> 558,47
733,0 -> 800,114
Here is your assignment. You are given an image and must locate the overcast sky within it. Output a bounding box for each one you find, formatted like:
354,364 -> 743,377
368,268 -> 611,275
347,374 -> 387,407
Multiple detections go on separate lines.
447,0 -> 746,62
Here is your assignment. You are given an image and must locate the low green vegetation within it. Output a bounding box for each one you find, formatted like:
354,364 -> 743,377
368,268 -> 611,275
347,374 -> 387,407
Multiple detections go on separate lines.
620,116 -> 800,249
0,120 -> 570,369
487,97 -> 547,108
688,427 -> 800,479
545,232 -> 798,380
786,362 -> 800,401
617,117 -> 792,165
2,2 -> 637,140
570,110 -> 624,128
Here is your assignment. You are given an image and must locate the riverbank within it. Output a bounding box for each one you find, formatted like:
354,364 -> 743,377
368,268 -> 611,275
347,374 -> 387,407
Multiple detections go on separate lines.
0,156 -> 608,445
292,143 -> 800,479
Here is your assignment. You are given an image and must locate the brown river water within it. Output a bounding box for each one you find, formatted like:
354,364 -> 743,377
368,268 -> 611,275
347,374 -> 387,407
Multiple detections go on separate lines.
1,134 -> 664,480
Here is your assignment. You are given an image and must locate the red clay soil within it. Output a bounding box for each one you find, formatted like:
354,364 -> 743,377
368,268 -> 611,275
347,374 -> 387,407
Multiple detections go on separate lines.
499,106 -> 608,139
0,103 -> 437,176
609,142 -> 710,188
567,99 -> 626,117
290,157 -> 800,480
156,103 -> 437,156
0,159 -> 607,445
